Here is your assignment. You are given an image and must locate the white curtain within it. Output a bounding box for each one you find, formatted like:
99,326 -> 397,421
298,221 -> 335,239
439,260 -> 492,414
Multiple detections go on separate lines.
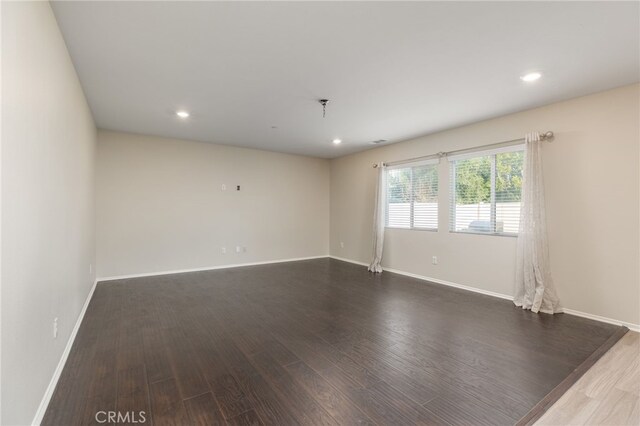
368,163 -> 387,273
514,132 -> 562,314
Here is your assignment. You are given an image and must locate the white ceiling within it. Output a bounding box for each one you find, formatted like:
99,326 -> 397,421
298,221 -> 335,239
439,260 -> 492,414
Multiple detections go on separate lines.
51,1 -> 639,158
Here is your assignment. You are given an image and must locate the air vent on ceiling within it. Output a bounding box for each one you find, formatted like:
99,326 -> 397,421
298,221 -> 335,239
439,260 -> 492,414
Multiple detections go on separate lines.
371,139 -> 388,144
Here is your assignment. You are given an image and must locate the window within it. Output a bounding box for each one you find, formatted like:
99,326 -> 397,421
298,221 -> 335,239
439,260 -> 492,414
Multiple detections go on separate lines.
386,160 -> 438,230
449,146 -> 524,235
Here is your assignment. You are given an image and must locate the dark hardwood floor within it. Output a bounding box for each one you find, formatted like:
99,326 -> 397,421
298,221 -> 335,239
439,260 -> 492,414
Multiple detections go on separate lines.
42,258 -> 625,426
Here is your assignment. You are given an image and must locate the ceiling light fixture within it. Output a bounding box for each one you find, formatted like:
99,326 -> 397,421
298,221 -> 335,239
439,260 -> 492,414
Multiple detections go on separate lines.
319,99 -> 329,118
520,72 -> 542,82
332,139 -> 342,145
176,111 -> 190,118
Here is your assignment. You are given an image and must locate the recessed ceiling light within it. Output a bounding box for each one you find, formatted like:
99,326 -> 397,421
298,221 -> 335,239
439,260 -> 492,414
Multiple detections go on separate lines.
176,111 -> 190,118
332,139 -> 342,145
520,72 -> 542,82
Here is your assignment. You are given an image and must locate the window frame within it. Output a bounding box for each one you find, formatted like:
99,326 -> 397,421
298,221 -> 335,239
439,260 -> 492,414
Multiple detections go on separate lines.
385,159 -> 439,231
448,145 -> 524,237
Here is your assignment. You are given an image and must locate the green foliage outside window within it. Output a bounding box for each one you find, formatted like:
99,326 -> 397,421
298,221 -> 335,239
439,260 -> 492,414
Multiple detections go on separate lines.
495,151 -> 523,202
455,151 -> 523,204
387,166 -> 438,203
412,166 -> 438,202
387,169 -> 411,203
386,151 -> 523,205
454,156 -> 491,204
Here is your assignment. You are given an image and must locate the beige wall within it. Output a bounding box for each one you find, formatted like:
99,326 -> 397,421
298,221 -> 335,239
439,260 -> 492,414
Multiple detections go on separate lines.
330,84 -> 640,327
96,131 -> 330,278
0,7 -> 636,425
1,2 -> 97,424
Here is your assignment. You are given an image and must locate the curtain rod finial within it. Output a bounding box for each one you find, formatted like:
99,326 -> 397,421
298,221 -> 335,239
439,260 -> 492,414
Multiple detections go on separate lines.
542,131 -> 554,141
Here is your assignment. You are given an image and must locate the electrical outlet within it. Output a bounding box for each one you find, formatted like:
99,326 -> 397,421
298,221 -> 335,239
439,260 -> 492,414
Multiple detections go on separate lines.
89,264 -> 93,274
221,247 -> 226,254
340,242 -> 344,248
432,256 -> 438,265
53,318 -> 58,339
221,184 -> 226,191
236,246 -> 241,253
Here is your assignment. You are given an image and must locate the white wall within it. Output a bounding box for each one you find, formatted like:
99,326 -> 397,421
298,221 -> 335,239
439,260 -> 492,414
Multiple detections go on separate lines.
1,2 -> 97,425
96,131 -> 330,278
330,84 -> 640,327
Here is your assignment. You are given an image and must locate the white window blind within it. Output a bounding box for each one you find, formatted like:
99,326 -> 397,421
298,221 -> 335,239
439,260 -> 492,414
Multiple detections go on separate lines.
386,160 -> 438,230
449,146 -> 524,235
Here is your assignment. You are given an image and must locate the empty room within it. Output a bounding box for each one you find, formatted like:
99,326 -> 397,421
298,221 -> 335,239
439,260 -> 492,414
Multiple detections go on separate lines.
2,1 -> 639,425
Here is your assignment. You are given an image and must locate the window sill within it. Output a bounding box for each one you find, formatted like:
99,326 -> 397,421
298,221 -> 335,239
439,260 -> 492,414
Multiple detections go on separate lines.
385,227 -> 438,232
449,230 -> 517,238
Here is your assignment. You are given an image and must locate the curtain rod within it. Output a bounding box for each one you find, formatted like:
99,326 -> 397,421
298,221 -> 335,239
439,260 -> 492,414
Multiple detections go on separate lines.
373,131 -> 554,168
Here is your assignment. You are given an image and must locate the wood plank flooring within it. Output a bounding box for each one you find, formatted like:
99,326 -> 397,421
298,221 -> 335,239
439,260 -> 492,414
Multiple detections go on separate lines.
42,258 -> 625,426
536,331 -> 639,426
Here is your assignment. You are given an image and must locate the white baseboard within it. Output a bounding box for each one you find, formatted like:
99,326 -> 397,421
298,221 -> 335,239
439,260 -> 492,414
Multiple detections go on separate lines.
329,255 -> 369,267
384,265 -> 514,301
97,255 -> 330,282
562,308 -> 639,332
329,255 -> 640,332
330,255 -> 513,300
32,278 -> 98,426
